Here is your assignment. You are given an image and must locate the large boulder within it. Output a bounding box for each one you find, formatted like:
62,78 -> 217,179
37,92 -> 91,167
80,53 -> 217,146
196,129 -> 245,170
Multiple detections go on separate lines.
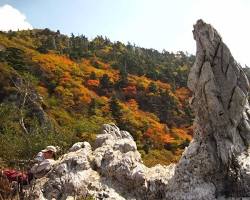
27,124 -> 174,199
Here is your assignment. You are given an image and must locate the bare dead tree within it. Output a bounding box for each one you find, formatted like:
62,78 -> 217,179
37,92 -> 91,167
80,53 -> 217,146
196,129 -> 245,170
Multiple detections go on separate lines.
11,78 -> 30,135
9,77 -> 33,161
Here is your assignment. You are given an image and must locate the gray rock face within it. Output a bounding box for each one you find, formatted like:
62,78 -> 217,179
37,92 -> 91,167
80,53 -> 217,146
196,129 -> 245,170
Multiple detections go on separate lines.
28,20 -> 250,199
165,19 -> 250,199
188,20 -> 250,164
28,123 -> 175,200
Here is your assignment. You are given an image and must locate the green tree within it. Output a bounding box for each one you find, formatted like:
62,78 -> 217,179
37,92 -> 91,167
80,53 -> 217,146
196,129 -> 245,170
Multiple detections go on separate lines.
116,67 -> 128,89
148,82 -> 158,93
109,96 -> 123,119
99,74 -> 110,89
88,98 -> 98,115
37,35 -> 57,53
89,72 -> 97,80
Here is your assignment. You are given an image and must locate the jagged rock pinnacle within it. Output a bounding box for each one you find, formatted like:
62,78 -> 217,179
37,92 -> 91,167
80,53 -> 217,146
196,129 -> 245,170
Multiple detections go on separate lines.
166,19 -> 250,199
189,19 -> 250,165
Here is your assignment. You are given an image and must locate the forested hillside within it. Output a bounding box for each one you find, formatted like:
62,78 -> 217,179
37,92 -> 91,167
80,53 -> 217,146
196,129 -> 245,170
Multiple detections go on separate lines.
0,29 -> 195,167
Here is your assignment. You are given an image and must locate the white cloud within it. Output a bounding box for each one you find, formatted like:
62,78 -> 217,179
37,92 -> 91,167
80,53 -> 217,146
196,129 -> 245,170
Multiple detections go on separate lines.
0,4 -> 32,31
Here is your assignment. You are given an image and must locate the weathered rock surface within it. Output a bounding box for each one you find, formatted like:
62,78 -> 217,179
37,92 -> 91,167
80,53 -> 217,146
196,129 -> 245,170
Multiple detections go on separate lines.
165,19 -> 250,199
28,20 -> 250,199
28,123 -> 175,200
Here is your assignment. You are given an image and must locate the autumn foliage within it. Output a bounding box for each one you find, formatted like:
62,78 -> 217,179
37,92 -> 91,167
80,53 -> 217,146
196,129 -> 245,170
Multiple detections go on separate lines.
0,29 -> 195,167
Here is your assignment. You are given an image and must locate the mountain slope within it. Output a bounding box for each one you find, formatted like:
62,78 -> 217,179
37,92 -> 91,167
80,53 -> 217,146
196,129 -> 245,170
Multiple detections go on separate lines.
0,29 -> 194,167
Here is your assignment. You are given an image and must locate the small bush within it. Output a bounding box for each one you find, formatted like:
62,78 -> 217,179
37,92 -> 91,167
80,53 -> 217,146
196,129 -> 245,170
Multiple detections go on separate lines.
142,149 -> 175,167
0,103 -> 76,167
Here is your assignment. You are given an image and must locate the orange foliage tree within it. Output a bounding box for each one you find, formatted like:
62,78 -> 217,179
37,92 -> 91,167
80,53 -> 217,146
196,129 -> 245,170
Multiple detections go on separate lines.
123,85 -> 137,98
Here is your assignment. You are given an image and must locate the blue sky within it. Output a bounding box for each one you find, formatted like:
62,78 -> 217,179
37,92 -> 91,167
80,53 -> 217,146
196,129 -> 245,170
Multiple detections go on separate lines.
0,0 -> 249,66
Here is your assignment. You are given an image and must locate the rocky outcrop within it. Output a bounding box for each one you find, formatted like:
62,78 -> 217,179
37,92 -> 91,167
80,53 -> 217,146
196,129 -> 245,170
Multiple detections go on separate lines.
28,20 -> 250,199
165,19 -> 250,199
28,123 -> 175,200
